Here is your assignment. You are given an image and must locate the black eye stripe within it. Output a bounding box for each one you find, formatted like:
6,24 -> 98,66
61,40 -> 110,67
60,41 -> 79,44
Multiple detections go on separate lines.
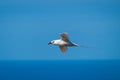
51,41 -> 54,43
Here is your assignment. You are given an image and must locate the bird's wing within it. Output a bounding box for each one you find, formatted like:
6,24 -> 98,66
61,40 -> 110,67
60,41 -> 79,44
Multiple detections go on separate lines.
60,32 -> 69,42
59,46 -> 67,53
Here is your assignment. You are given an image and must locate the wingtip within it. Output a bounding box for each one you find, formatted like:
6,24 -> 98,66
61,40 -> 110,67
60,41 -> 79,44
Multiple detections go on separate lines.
59,32 -> 68,35
61,51 -> 66,53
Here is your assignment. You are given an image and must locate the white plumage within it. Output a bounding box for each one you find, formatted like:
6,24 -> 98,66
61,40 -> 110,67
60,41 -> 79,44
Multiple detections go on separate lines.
48,32 -> 78,53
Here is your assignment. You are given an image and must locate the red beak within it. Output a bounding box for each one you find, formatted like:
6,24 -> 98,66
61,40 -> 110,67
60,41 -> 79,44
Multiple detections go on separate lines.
48,42 -> 52,45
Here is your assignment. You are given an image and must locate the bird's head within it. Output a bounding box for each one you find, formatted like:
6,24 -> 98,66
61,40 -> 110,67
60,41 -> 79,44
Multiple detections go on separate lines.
48,40 -> 54,45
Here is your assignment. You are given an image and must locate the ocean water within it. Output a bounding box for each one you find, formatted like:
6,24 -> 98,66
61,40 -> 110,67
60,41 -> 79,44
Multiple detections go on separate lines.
0,60 -> 120,80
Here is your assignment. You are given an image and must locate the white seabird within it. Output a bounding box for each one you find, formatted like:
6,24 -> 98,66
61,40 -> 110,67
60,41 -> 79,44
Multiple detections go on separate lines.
48,32 -> 78,53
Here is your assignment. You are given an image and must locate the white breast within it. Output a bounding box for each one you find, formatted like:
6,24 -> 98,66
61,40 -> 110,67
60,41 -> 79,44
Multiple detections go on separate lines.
53,40 -> 67,46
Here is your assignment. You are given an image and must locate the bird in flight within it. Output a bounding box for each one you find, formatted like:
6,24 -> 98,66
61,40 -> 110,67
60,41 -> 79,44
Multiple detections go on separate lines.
48,32 -> 78,53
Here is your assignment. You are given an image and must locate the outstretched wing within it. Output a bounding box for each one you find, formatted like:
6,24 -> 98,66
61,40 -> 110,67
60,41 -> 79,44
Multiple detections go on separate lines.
60,32 -> 70,42
59,46 -> 67,53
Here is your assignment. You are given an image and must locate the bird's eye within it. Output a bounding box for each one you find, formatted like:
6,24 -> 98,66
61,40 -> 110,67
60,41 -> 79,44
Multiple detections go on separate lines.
52,41 -> 54,43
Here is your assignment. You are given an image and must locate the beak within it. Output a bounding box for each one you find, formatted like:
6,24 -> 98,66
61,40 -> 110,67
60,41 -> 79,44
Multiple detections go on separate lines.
48,42 -> 52,45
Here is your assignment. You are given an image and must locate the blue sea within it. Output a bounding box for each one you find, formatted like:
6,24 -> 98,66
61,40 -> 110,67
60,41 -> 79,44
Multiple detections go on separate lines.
0,60 -> 120,80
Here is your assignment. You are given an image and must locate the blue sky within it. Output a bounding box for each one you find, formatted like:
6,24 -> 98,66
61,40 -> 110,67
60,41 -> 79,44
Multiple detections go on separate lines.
0,0 -> 120,60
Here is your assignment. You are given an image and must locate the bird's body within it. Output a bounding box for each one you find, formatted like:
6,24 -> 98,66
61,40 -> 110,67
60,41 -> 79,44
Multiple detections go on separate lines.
51,39 -> 68,46
48,32 -> 78,53
51,39 -> 78,46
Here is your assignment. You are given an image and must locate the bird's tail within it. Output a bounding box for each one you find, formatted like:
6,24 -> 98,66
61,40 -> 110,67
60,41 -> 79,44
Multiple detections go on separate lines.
79,44 -> 95,48
79,45 -> 89,48
73,43 -> 79,46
